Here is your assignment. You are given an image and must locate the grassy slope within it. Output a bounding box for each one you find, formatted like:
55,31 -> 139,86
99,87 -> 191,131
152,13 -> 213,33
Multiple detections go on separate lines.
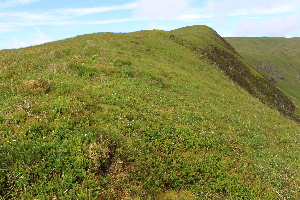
225,37 -> 300,116
171,27 -> 299,122
0,26 -> 299,199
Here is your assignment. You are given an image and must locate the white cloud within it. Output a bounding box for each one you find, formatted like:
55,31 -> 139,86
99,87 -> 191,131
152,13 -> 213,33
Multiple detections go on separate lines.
0,2 -> 139,31
11,37 -> 28,48
202,0 -> 300,24
230,5 -> 298,16
0,24 -> 16,34
134,0 -> 191,19
82,18 -> 139,25
9,28 -> 52,49
195,0 -> 300,37
32,28 -> 52,45
261,13 -> 300,37
0,0 -> 39,7
172,0 -> 299,23
178,9 -> 214,20
233,18 -> 260,36
205,0 -> 299,12
0,11 -> 60,22
234,13 -> 300,37
146,22 -> 174,30
55,3 -> 138,17
0,14 -> 139,29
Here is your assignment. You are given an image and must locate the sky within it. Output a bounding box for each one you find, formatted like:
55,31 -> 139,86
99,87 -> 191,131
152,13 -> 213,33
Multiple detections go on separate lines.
0,0 -> 300,49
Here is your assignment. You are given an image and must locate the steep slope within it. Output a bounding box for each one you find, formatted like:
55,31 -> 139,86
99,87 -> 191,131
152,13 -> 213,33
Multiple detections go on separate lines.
225,37 -> 300,117
170,26 -> 299,122
0,26 -> 300,199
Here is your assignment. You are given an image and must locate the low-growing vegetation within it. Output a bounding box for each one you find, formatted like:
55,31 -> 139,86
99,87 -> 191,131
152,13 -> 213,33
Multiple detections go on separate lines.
0,25 -> 299,199
226,37 -> 300,117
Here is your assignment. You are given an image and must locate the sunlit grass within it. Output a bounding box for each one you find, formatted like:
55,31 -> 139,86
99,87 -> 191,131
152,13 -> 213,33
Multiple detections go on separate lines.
0,26 -> 299,199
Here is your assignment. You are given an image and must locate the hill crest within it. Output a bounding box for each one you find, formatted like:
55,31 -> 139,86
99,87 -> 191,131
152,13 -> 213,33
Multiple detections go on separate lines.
0,25 -> 299,199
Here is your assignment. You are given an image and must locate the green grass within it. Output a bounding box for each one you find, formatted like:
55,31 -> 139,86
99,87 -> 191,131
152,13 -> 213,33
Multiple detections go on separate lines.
171,27 -> 299,122
225,37 -> 300,116
0,26 -> 299,199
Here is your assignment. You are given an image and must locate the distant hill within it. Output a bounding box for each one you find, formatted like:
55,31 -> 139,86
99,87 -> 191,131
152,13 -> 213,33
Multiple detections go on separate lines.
225,37 -> 300,117
0,25 -> 299,199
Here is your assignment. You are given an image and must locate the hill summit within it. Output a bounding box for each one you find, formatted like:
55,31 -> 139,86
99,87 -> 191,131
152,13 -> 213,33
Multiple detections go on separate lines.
0,25 -> 299,199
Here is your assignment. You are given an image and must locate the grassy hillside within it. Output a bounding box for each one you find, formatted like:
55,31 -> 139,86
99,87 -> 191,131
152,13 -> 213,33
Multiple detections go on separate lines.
0,26 -> 300,199
225,37 -> 300,116
171,27 -> 299,122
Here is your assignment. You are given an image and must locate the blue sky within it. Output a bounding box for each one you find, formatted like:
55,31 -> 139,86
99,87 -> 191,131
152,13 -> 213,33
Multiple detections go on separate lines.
0,0 -> 300,49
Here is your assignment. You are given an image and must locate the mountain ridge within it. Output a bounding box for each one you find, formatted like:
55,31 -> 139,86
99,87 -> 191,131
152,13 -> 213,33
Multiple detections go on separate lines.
0,25 -> 299,199
169,26 -> 299,122
225,36 -> 300,117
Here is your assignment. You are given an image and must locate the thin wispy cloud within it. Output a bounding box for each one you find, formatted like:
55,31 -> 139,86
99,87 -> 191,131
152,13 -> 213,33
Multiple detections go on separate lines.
55,3 -> 138,17
0,23 -> 16,34
32,28 -> 52,45
134,0 -> 191,19
84,18 -> 139,25
11,37 -> 28,48
10,28 -> 52,49
0,0 -> 39,7
0,2 -> 139,26
178,13 -> 213,21
0,11 -> 60,22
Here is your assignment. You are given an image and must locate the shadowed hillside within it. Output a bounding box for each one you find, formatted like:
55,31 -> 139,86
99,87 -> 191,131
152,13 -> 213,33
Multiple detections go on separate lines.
170,27 -> 299,122
0,25 -> 300,199
226,37 -> 300,118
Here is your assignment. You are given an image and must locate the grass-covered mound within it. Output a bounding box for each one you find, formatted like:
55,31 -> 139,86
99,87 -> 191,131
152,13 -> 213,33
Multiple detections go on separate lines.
0,25 -> 299,199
